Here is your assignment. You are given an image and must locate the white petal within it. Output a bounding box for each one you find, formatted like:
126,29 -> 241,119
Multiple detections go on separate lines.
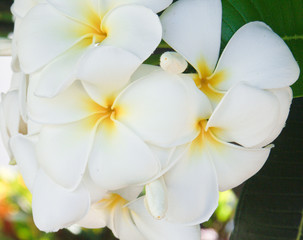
32,169 -> 90,232
207,83 -> 280,148
1,91 -> 21,138
46,0 -> 101,27
214,22 -> 300,90
11,0 -> 41,18
82,172 -> 107,203
111,200 -> 146,240
108,0 -> 172,13
163,142 -> 219,224
161,0 -> 222,76
256,87 -> 293,147
207,132 -> 272,191
114,71 -> 201,147
28,77 -> 101,124
37,115 -> 100,190
113,186 -> 143,202
101,5 -> 161,61
10,135 -> 39,192
88,119 -> 160,190
77,46 -> 141,107
18,3 -> 92,73
129,198 -> 202,240
17,73 -> 28,123
130,64 -> 162,83
35,39 -> 92,98
76,205 -> 107,229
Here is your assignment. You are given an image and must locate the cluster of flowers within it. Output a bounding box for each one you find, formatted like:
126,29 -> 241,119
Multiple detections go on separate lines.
0,0 -> 299,239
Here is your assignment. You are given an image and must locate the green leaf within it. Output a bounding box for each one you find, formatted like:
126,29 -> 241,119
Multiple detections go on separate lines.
230,97 -> 303,240
221,0 -> 303,98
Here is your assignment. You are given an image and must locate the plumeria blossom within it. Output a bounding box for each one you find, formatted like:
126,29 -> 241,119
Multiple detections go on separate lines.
10,133 -> 107,232
16,0 -> 170,97
77,193 -> 201,240
161,0 -> 299,108
26,46 -> 200,193
143,46 -> 296,224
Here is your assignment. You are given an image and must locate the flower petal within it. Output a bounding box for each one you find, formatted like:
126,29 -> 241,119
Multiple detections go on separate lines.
10,135 -> 39,192
28,77 -> 101,124
110,0 -> 173,13
88,119 -> 160,190
113,186 -> 143,202
18,3 -> 92,73
114,71 -> 202,147
46,0 -> 100,27
35,39 -> 92,98
82,172 -> 107,203
101,5 -> 161,61
163,143 -> 219,225
256,87 -> 293,147
207,83 -> 280,148
32,169 -> 90,232
207,132 -> 272,191
77,46 -> 141,107
214,22 -> 300,90
161,0 -> 222,76
76,205 -> 107,229
36,115 -> 100,190
129,198 -> 202,240
111,200 -> 145,240
11,0 -> 42,18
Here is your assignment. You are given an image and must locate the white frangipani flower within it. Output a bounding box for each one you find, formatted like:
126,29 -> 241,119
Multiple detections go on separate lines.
10,134 -> 107,232
27,46 -> 199,193
17,0 -> 169,97
78,193 -> 201,240
161,0 -> 300,107
149,0 -> 300,224
144,45 -> 295,224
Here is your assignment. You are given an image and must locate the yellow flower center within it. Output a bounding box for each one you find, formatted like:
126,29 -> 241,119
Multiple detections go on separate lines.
194,61 -> 226,104
190,120 -> 222,152
98,193 -> 128,211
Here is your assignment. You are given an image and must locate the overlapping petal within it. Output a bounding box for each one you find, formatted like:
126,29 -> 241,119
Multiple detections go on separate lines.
18,3 -> 92,73
207,83 -> 280,148
46,0 -> 100,27
28,78 -> 101,124
256,87 -> 293,147
10,135 -> 39,192
88,119 -> 160,190
77,46 -> 142,106
214,22 -> 300,90
35,39 -> 93,98
108,0 -> 173,13
206,132 -> 272,191
32,169 -> 90,232
114,71 -> 201,147
161,0 -> 222,76
129,198 -> 202,240
163,142 -> 219,225
36,115 -> 101,190
101,5 -> 162,61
